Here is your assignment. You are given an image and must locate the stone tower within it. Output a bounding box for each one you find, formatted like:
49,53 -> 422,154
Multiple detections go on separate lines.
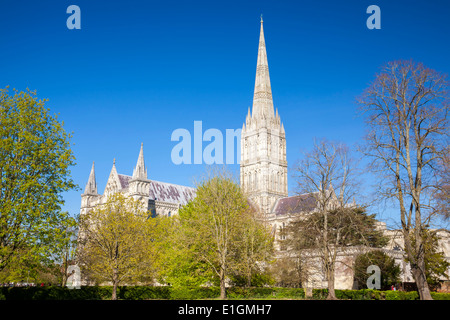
80,161 -> 99,215
240,18 -> 288,215
128,143 -> 150,203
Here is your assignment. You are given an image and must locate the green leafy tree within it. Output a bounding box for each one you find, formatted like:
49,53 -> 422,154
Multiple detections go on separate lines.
51,214 -> 78,286
78,193 -> 158,300
0,87 -> 77,277
407,229 -> 450,289
229,207 -> 274,287
167,171 -> 273,299
354,250 -> 401,290
286,206 -> 388,297
154,212 -> 216,289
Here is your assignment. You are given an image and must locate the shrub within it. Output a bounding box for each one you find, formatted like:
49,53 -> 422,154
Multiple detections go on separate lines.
431,292 -> 450,300
0,285 -> 449,300
119,286 -> 171,300
312,289 -> 328,300
169,286 -> 219,300
384,290 -> 419,300
272,287 -> 305,299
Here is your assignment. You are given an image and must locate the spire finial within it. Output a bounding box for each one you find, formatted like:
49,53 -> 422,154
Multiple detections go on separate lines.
251,14 -> 274,121
113,158 -> 116,165
260,14 -> 263,23
133,143 -> 147,180
84,161 -> 98,195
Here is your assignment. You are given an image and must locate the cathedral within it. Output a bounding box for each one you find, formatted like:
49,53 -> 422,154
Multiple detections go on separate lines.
80,18 -> 292,223
80,19 -> 450,291
80,143 -> 196,219
81,18 -> 305,226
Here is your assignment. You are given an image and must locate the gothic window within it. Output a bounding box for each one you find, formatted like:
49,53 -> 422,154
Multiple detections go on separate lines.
280,222 -> 286,240
279,222 -> 287,251
168,211 -> 171,217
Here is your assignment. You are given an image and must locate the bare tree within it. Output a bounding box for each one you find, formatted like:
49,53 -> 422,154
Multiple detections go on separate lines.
358,60 -> 449,300
434,145 -> 450,220
290,139 -> 359,299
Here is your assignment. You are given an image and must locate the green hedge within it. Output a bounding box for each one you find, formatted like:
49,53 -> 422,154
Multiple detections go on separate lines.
313,289 -> 450,300
0,286 -> 449,300
227,287 -> 305,299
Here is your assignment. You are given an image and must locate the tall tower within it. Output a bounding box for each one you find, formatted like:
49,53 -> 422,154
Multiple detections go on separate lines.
240,18 -> 288,215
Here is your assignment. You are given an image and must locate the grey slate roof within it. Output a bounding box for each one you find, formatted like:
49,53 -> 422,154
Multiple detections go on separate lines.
148,180 -> 196,205
118,174 -> 132,189
117,174 -> 196,205
273,193 -> 317,216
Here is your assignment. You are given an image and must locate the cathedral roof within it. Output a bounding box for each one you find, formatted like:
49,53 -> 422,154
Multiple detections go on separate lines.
118,174 -> 132,189
273,193 -> 317,216
148,180 -> 196,205
117,173 -> 195,205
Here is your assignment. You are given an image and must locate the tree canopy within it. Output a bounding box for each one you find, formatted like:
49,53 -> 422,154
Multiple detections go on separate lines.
0,87 -> 77,277
159,171 -> 273,299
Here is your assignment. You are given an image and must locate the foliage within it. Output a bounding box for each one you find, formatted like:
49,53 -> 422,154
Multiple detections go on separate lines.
154,209 -> 217,289
291,138 -> 366,299
1,285 -> 450,300
406,229 -> 450,288
228,206 -> 274,287
353,250 -> 401,290
288,207 -> 387,250
0,86 -> 77,278
286,206 -> 389,296
161,171 -> 274,299
77,193 -> 158,299
269,256 -> 310,288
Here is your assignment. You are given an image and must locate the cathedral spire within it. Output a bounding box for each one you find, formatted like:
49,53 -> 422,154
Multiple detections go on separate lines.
240,19 -> 288,215
132,143 -> 147,180
84,161 -> 98,195
252,18 -> 274,120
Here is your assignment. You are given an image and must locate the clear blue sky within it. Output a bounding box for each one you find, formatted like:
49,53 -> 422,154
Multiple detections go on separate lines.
1,0 -> 449,227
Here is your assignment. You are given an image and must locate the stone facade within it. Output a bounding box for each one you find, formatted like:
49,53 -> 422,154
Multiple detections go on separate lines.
80,143 -> 196,219
240,18 -> 288,216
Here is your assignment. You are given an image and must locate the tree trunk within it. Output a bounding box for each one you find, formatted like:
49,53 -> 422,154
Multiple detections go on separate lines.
412,264 -> 433,300
326,262 -> 337,300
220,267 -> 227,300
246,263 -> 252,287
112,268 -> 119,300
